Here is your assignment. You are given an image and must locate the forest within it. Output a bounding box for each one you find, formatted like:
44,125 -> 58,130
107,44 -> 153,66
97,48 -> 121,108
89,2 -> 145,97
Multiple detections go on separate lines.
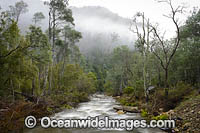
0,0 -> 200,132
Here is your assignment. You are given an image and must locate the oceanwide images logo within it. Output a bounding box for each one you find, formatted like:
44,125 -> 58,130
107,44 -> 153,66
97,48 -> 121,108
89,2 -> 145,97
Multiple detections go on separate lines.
25,116 -> 37,129
25,116 -> 175,130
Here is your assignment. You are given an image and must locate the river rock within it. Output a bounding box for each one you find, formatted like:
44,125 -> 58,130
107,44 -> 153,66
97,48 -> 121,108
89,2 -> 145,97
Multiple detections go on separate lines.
153,111 -> 159,116
159,108 -> 164,112
198,111 -> 200,115
183,122 -> 191,131
116,96 -> 121,99
174,128 -> 179,132
117,110 -> 125,114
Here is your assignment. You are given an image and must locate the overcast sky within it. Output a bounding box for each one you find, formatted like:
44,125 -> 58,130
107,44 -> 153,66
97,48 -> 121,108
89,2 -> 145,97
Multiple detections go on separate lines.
69,0 -> 199,18
67,0 -> 200,38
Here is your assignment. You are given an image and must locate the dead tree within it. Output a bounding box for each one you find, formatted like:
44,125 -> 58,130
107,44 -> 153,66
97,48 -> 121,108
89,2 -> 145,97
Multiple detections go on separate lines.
150,0 -> 185,96
130,12 -> 153,102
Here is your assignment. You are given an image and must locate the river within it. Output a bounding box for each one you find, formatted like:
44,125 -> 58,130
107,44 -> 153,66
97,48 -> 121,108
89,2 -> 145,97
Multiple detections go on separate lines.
25,94 -> 164,133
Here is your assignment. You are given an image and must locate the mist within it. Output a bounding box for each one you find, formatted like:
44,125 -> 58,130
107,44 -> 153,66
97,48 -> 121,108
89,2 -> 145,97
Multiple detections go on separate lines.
0,0 -> 136,56
71,6 -> 135,56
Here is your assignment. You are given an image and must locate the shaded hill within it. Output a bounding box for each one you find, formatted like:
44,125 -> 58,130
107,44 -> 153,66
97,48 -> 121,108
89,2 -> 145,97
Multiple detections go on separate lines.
0,0 -> 136,55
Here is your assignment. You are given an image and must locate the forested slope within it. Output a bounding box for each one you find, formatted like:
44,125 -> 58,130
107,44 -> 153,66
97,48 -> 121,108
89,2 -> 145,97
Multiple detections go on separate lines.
0,0 -> 200,132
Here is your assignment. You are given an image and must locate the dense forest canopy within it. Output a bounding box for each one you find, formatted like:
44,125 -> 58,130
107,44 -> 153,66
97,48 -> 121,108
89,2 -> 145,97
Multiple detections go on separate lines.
0,0 -> 200,132
0,0 -> 199,106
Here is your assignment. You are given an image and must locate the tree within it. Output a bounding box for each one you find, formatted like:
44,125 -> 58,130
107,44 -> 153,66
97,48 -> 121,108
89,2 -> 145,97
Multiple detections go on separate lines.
107,45 -> 133,95
44,0 -> 74,93
45,0 -> 74,56
0,11 -> 38,101
55,26 -> 82,86
8,0 -> 28,23
171,8 -> 200,86
130,12 -> 152,102
26,25 -> 51,96
0,11 -> 19,99
150,0 -> 185,96
32,12 -> 45,25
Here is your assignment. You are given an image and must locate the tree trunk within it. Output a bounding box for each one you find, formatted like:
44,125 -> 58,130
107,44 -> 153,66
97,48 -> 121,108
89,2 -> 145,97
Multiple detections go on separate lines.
48,10 -> 56,95
164,68 -> 169,97
43,65 -> 48,95
48,64 -> 52,95
11,80 -> 15,103
38,68 -> 41,91
158,67 -> 161,87
31,58 -> 35,96
143,51 -> 148,102
32,78 -> 35,96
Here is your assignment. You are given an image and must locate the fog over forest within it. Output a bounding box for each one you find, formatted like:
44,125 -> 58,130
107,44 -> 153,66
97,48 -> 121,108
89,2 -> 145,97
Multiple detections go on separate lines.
1,0 -> 135,56
1,0 -> 200,132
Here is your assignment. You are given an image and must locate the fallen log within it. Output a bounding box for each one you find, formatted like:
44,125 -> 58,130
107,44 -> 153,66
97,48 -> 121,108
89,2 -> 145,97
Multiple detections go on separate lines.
113,106 -> 140,113
123,106 -> 140,113
113,106 -> 123,111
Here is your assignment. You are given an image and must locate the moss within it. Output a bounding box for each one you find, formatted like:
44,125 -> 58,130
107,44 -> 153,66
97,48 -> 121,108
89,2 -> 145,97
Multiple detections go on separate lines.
118,96 -> 138,107
47,107 -> 53,113
141,109 -> 148,117
62,104 -> 72,109
125,102 -> 137,106
152,114 -> 168,120
123,86 -> 134,94
119,98 -> 127,105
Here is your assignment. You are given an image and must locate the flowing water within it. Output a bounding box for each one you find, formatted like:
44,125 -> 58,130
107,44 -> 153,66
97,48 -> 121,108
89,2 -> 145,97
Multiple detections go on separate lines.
25,94 -> 164,133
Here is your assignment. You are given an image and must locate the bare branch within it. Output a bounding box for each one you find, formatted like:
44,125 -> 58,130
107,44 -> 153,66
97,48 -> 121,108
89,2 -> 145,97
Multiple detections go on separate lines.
163,14 -> 172,19
0,45 -> 20,58
150,44 -> 165,69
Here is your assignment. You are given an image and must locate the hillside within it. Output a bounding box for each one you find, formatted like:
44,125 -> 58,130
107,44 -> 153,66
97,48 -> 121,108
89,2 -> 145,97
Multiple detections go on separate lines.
1,0 -> 135,55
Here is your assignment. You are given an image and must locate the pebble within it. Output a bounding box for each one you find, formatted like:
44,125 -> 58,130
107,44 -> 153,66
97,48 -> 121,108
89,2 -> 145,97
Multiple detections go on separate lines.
117,110 -> 124,114
174,128 -> 179,132
198,111 -> 200,115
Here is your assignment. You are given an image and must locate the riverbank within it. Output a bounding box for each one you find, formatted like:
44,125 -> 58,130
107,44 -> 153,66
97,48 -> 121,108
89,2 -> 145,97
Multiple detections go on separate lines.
0,100 -> 50,132
24,94 -> 164,133
0,92 -> 91,132
171,95 -> 200,132
114,91 -> 200,132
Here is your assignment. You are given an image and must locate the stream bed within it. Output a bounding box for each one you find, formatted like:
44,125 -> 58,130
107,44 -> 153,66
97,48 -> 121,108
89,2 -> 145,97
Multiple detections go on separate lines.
25,94 -> 164,133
